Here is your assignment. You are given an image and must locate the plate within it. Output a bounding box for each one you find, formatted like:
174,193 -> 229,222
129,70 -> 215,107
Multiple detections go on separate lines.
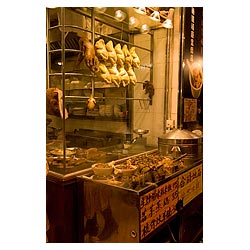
50,148 -> 76,157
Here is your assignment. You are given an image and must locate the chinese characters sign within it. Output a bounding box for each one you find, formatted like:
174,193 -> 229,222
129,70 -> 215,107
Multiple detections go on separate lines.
178,164 -> 202,206
139,177 -> 178,239
139,164 -> 203,240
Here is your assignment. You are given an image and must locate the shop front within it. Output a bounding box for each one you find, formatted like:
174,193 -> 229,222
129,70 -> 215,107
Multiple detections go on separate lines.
46,7 -> 203,243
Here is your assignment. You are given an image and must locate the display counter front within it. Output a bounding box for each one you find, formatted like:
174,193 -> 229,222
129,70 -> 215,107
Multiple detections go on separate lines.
76,149 -> 203,243
46,146 -> 155,242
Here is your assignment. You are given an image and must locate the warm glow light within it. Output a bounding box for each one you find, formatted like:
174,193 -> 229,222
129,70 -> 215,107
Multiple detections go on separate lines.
115,10 -> 126,22
140,24 -> 150,34
162,8 -> 174,29
150,10 -> 160,22
134,7 -> 147,15
129,16 -> 139,27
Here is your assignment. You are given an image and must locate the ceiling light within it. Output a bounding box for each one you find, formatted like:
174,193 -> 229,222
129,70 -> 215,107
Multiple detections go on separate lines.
150,10 -> 160,22
114,10 -> 126,22
129,16 -> 139,28
162,8 -> 174,28
140,24 -> 150,34
134,7 -> 147,15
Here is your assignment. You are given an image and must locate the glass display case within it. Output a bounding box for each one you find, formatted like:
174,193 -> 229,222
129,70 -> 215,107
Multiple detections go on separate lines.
46,7 -> 154,177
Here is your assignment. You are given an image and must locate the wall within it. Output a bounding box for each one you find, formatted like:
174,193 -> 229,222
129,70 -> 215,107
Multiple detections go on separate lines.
133,7 -> 181,146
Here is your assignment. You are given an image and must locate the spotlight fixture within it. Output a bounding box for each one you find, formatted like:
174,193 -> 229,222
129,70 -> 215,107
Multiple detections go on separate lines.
134,7 -> 147,15
150,10 -> 160,22
95,7 -> 107,13
140,24 -> 150,34
129,16 -> 139,28
162,8 -> 174,28
114,10 -> 126,22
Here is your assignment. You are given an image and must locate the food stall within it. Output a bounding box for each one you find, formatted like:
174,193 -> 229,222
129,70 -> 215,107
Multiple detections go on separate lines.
46,7 -> 203,243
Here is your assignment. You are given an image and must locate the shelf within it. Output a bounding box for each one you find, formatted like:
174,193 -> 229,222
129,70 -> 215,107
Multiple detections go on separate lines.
69,114 -> 127,122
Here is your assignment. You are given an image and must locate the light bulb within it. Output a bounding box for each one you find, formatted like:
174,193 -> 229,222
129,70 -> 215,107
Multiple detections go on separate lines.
140,24 -> 150,34
162,8 -> 174,29
134,7 -> 147,15
115,10 -> 126,22
129,16 -> 139,28
150,11 -> 160,22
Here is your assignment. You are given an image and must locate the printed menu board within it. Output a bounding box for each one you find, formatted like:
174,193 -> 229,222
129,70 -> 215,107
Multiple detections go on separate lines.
139,177 -> 179,239
178,164 -> 203,206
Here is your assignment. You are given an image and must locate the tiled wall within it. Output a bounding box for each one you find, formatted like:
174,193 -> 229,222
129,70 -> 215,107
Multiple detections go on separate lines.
133,8 -> 181,146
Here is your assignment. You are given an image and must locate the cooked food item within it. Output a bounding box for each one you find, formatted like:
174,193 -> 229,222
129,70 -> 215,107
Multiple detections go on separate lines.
98,63 -> 112,83
46,88 -> 68,119
76,37 -> 99,72
122,44 -> 133,65
86,148 -> 107,160
118,65 -> 130,87
143,80 -> 155,104
115,43 -> 125,66
95,39 -> 109,61
93,163 -> 110,168
50,148 -> 75,157
190,63 -> 203,88
108,64 -> 121,87
126,64 -> 137,85
129,47 -> 140,68
106,40 -> 117,64
87,94 -> 96,110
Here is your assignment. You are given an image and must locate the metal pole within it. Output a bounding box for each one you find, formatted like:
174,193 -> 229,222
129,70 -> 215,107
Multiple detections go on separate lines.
177,7 -> 185,129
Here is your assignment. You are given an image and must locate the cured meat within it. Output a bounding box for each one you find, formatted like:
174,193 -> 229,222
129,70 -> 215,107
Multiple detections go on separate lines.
106,40 -> 117,64
118,65 -> 130,87
98,63 -> 112,84
129,47 -> 140,68
126,64 -> 137,85
108,64 -> 121,87
95,39 -> 108,61
46,88 -> 68,119
76,37 -> 99,72
115,43 -> 125,66
122,44 -> 133,65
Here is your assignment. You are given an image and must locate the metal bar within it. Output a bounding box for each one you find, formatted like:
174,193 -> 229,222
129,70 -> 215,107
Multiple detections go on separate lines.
46,8 -> 50,89
61,7 -> 66,169
48,24 -> 92,34
94,31 -> 152,52
177,7 -> 185,129
49,49 -> 81,53
49,73 -> 97,77
91,8 -> 95,97
65,96 -> 151,101
163,28 -> 172,133
70,7 -> 132,34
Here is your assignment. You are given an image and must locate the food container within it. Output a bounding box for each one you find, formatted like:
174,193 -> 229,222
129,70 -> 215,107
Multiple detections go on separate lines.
92,163 -> 114,176
158,129 -> 203,163
114,164 -> 137,176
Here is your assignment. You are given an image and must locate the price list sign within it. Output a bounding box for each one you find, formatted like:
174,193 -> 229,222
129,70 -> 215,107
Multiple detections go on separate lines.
139,177 -> 178,240
178,164 -> 203,206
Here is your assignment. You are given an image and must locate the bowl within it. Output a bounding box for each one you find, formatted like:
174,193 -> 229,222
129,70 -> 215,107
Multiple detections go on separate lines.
92,163 -> 114,176
114,164 -> 137,176
133,129 -> 149,136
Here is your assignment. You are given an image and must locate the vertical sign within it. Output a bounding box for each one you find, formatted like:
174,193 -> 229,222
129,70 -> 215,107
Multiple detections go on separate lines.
178,164 -> 203,206
139,177 -> 179,240
190,7 -> 195,62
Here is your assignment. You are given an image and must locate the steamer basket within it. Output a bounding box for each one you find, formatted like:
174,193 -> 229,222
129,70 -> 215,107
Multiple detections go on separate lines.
158,129 -> 203,164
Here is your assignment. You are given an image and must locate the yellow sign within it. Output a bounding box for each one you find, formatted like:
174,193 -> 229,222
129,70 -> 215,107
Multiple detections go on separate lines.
178,164 -> 202,206
139,177 -> 178,239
